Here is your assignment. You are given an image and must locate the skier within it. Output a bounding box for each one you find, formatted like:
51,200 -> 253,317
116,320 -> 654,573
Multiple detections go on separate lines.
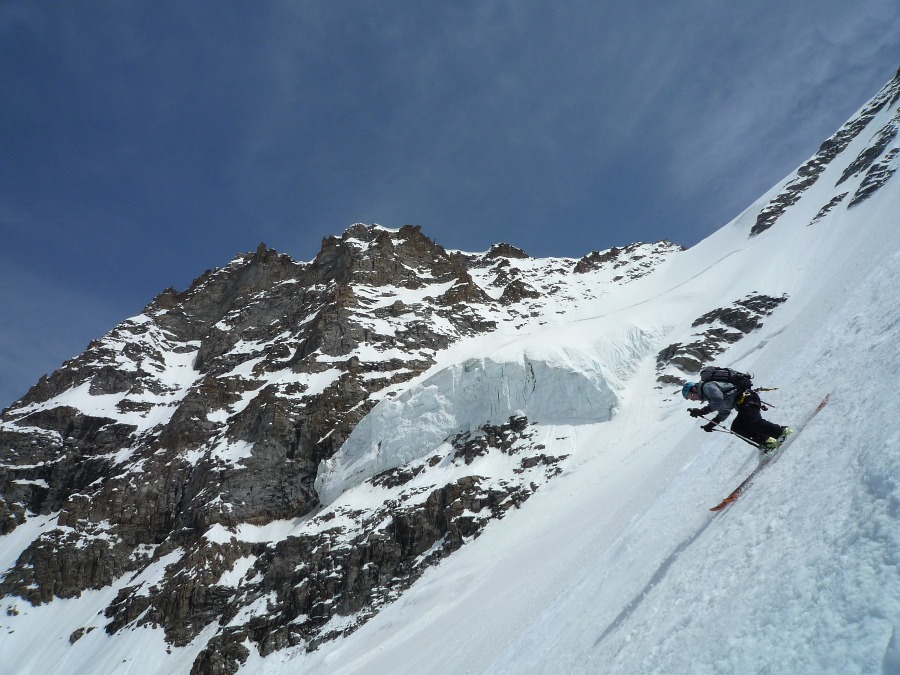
682,380 -> 791,450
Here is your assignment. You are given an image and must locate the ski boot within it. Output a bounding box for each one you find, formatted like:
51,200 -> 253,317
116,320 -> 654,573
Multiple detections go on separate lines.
761,427 -> 793,456
777,426 -> 794,445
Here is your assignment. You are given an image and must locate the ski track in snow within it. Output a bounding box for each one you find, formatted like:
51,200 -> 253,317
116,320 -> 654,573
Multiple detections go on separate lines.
592,511 -> 716,648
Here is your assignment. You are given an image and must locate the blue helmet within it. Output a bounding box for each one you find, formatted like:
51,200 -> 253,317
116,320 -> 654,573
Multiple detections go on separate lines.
682,382 -> 697,399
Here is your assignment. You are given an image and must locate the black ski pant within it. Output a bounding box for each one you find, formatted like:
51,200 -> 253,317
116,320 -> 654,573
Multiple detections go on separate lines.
730,398 -> 783,445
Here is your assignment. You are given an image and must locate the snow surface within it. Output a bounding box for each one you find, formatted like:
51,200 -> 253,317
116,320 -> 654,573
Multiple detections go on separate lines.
2,82 -> 900,674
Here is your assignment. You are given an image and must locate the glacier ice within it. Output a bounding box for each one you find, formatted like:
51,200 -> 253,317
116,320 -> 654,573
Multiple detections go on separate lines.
315,352 -> 620,506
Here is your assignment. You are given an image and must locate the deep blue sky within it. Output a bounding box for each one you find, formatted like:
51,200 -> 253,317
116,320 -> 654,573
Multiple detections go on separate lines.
2,1 -> 899,408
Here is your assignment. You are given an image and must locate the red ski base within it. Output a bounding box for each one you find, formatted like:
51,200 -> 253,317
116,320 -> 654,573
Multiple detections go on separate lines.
709,394 -> 830,512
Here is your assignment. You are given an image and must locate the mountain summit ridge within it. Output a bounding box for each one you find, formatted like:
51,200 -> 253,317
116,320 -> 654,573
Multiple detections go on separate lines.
0,221 -> 684,669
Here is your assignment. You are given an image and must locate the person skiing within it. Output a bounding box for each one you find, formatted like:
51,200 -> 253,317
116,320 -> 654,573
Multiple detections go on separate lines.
682,380 -> 791,450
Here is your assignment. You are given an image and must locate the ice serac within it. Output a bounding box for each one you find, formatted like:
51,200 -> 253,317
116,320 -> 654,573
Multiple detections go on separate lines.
316,351 -> 619,506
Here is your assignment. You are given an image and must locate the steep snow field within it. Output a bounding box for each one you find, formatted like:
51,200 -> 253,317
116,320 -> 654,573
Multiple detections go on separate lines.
251,167 -> 900,673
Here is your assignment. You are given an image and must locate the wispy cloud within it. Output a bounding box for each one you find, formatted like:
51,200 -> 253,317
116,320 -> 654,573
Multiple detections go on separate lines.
663,2 -> 900,231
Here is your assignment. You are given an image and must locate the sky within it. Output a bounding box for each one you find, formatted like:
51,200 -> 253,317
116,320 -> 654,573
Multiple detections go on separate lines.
1,1 -> 899,408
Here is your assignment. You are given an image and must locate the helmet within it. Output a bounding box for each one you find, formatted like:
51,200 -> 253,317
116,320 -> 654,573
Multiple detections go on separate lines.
681,382 -> 697,399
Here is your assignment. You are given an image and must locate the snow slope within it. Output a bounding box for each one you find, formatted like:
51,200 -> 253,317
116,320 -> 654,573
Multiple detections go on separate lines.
240,88 -> 900,673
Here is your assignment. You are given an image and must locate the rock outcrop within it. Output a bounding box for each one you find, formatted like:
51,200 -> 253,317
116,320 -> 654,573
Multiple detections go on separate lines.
655,293 -> 789,385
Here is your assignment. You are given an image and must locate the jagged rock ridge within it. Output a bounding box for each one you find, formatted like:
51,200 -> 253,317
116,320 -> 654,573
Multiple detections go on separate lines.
0,225 -> 681,673
752,67 -> 900,235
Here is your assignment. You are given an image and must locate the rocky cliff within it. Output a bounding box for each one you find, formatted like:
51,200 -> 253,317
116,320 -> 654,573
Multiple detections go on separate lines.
0,224 -> 683,673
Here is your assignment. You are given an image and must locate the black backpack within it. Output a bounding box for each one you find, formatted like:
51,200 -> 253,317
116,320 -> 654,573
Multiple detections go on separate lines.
699,366 -> 753,393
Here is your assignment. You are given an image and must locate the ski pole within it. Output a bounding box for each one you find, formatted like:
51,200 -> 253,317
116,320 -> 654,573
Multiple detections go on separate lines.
698,416 -> 761,449
753,388 -> 778,408
711,426 -> 761,448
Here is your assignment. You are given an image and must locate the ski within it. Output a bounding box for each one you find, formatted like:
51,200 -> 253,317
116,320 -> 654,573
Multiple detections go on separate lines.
709,394 -> 830,511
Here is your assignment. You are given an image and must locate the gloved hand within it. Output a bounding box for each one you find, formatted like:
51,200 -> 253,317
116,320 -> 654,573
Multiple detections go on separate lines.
688,408 -> 703,418
701,421 -> 716,432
